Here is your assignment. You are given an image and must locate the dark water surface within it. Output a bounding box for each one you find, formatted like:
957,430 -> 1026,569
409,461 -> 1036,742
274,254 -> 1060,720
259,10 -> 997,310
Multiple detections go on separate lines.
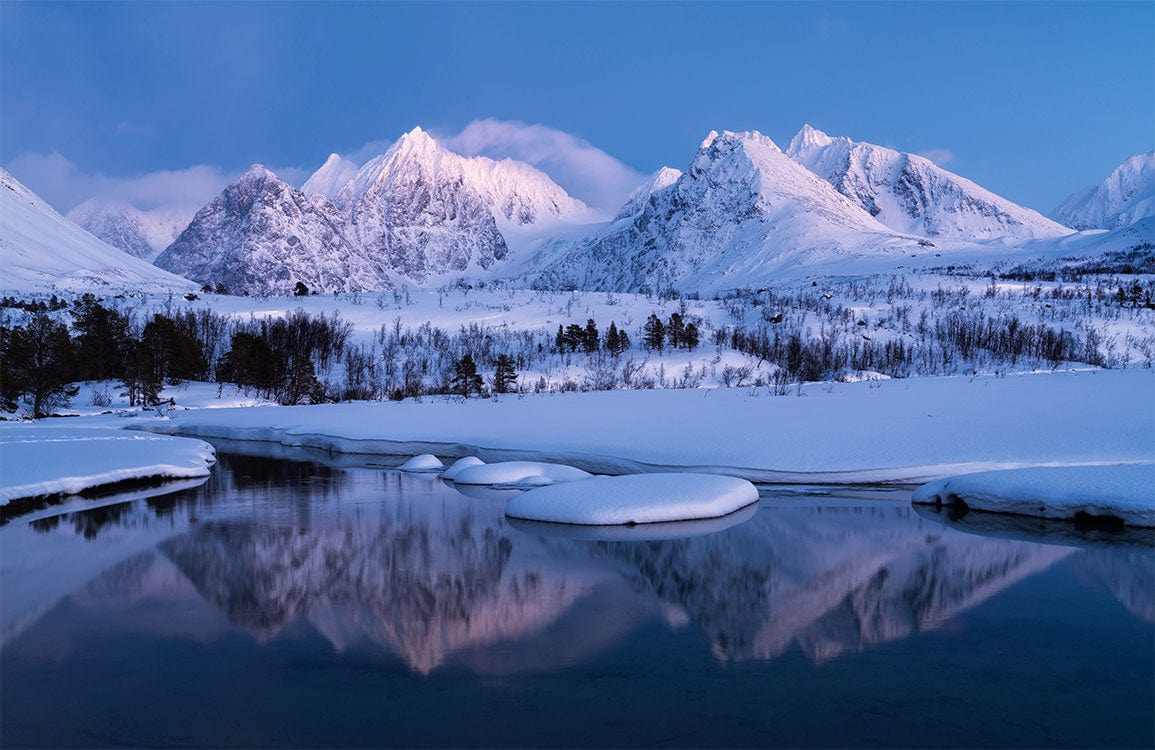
2,449 -> 1152,748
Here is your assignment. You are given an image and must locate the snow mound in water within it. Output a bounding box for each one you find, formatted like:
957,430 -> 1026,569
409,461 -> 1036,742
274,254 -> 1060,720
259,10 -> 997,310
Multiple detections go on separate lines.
451,461 -> 591,486
440,456 -> 485,480
507,501 -> 758,540
505,473 -> 760,526
399,454 -> 444,472
912,464 -> 1155,528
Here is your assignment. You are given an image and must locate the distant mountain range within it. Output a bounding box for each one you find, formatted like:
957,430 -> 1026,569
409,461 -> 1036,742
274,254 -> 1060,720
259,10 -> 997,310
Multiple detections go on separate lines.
8,126 -> 1155,296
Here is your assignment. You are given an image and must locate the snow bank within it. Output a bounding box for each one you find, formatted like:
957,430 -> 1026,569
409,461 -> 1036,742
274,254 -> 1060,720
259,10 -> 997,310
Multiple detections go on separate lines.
452,461 -> 591,486
504,473 -> 759,526
912,464 -> 1155,528
399,453 -> 444,472
441,456 -> 485,480
0,426 -> 216,504
141,370 -> 1155,485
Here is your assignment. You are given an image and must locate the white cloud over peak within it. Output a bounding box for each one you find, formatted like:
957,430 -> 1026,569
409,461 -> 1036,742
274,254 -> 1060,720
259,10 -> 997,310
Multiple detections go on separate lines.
916,148 -> 956,167
436,119 -> 646,212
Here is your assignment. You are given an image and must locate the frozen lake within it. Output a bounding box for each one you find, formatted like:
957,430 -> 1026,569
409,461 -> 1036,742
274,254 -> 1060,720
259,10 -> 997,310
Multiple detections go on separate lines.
1,448 -> 1152,748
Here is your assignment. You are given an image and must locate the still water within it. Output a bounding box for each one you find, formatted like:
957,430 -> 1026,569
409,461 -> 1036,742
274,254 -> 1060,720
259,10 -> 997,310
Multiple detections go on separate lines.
2,447 -> 1152,748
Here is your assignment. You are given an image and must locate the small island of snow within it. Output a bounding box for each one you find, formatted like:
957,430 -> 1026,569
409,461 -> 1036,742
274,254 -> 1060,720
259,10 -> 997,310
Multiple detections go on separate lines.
451,460 -> 591,486
398,453 -> 444,472
440,456 -> 485,480
911,464 -> 1155,528
504,473 -> 760,526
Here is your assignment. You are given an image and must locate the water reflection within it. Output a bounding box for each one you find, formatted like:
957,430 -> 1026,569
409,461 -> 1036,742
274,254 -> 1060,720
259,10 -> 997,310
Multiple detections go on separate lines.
3,452 -> 1151,677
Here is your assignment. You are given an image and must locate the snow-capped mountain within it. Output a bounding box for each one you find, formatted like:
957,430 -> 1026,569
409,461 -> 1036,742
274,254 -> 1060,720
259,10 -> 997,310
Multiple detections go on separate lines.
785,125 -> 1071,240
520,129 -> 914,293
155,165 -> 396,296
66,199 -> 193,261
0,168 -> 196,294
1052,152 -> 1155,230
332,127 -> 589,283
301,153 -> 361,200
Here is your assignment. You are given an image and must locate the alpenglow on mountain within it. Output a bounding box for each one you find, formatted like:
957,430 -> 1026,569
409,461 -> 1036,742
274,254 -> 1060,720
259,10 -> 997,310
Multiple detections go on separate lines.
518,129 -> 915,293
155,165 -> 397,296
1052,152 -> 1155,230
785,125 -> 1071,240
156,127 -> 593,293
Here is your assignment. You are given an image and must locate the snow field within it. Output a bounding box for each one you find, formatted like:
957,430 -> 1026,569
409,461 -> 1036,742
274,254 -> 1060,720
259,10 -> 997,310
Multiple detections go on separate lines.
505,473 -> 760,526
912,464 -> 1155,527
142,369 -> 1155,485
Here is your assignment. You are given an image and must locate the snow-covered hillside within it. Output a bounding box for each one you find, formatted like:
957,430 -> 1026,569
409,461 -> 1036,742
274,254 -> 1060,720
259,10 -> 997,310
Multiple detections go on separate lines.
785,125 -> 1071,241
155,165 -> 397,296
66,198 -> 193,261
1052,152 -> 1155,230
518,129 -> 917,293
0,168 -> 197,294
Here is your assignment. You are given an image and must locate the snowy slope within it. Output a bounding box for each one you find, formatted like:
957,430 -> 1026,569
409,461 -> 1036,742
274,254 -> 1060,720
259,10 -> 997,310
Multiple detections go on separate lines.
155,165 -> 397,296
67,198 -> 193,261
786,125 -> 1071,240
0,168 -> 197,294
301,153 -> 361,199
1052,152 -> 1155,230
518,129 -> 916,293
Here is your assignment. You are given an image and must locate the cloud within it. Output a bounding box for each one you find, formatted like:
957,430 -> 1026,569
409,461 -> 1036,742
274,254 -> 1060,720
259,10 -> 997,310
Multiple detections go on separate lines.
435,119 -> 646,212
3,151 -> 307,214
916,148 -> 956,167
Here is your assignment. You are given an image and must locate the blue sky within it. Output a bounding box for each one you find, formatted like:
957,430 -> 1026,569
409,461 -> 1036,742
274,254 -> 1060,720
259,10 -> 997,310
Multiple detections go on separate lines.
2,1 -> 1151,214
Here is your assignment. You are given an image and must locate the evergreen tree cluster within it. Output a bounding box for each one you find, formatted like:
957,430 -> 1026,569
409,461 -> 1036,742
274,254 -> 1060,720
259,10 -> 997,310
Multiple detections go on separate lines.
643,312 -> 700,352
555,319 -> 631,356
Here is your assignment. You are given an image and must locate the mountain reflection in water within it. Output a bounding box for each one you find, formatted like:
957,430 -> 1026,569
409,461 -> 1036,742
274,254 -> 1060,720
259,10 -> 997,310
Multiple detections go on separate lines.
3,452 -> 1150,675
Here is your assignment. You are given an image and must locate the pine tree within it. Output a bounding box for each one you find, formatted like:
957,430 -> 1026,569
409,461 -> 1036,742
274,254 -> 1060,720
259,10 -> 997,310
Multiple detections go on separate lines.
604,322 -> 620,355
667,312 -> 686,349
71,294 -> 131,381
617,328 -> 631,354
583,319 -> 599,354
643,313 -> 665,351
565,323 -> 585,353
556,325 -> 566,353
451,353 -> 484,398
683,321 -> 700,351
493,354 -> 518,393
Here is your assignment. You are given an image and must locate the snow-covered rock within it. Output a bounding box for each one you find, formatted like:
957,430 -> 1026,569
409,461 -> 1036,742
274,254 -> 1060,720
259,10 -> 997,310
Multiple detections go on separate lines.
399,453 -> 444,472
155,165 -> 397,296
0,425 -> 216,503
450,460 -> 591,486
505,473 -> 759,525
912,464 -> 1155,527
1052,152 -> 1155,230
66,198 -> 193,261
0,168 -> 197,294
612,166 -> 682,221
786,124 -> 1072,240
301,153 -> 361,199
519,129 -> 917,293
441,456 -> 485,480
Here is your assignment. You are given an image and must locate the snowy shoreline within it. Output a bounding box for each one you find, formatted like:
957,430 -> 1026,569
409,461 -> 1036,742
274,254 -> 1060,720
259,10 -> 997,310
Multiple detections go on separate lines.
0,426 -> 217,508
912,464 -> 1155,528
135,369 -> 1154,486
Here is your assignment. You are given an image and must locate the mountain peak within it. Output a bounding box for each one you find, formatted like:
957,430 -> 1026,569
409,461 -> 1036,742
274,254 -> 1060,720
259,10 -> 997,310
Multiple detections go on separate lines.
302,153 -> 361,199
1052,151 -> 1155,230
241,164 -> 278,183
787,124 -> 836,157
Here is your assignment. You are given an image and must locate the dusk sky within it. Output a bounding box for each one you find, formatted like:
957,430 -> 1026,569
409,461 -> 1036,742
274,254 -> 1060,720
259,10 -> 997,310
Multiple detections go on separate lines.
2,1 -> 1151,214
